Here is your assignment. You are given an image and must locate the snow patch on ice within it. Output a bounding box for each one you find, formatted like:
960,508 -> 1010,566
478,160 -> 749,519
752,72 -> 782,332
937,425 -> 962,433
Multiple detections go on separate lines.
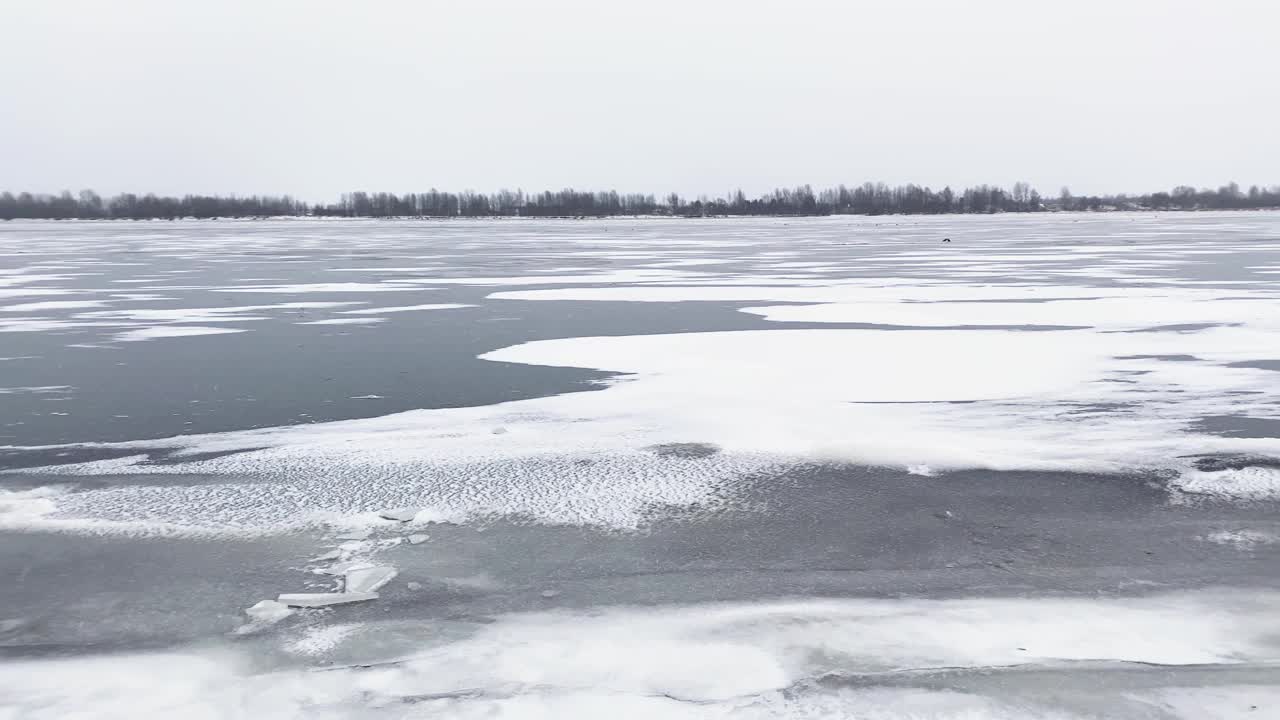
0,385 -> 72,395
219,282 -> 420,293
1175,466 -> 1280,500
1201,529 -> 1280,550
0,300 -> 108,312
298,317 -> 384,325
340,303 -> 475,314
81,301 -> 361,324
114,326 -> 247,342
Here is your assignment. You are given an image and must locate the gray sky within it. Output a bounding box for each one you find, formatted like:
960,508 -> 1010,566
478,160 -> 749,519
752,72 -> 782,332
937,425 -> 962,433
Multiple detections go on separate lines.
2,0 -> 1276,200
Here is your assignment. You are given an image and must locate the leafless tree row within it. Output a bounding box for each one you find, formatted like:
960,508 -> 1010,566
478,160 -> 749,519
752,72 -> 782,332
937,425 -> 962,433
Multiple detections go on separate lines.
3,182 -> 1277,220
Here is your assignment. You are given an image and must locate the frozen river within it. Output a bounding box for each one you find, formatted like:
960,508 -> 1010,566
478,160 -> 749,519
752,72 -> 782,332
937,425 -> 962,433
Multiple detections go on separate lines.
2,213 -> 1279,718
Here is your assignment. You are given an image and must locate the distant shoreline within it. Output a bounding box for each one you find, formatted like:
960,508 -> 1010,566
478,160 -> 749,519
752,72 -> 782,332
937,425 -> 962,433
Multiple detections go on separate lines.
5,182 -> 1278,221
5,207 -> 1280,223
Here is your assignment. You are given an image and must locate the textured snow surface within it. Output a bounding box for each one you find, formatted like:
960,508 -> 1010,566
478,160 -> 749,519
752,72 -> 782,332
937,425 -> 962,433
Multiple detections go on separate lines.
1,591 -> 1278,719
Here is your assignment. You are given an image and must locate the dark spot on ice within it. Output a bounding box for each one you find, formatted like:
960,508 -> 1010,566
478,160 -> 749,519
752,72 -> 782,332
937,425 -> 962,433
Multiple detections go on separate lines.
142,447 -> 271,466
910,297 -> 1105,304
851,323 -> 1088,332
1115,354 -> 1201,362
1190,455 -> 1280,473
1117,322 -> 1240,334
1227,359 -> 1280,372
647,443 -> 721,459
850,399 -> 978,405
0,447 -> 141,472
1062,402 -> 1135,416
1189,416 -> 1280,440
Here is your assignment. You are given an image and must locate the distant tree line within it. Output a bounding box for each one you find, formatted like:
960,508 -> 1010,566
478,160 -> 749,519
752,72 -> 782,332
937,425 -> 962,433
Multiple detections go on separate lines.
1060,182 -> 1280,212
3,182 -> 1279,220
0,190 -> 305,220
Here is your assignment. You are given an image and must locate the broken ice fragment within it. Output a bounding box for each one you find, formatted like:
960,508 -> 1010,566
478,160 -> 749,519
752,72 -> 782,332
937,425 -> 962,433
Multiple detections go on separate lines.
407,534 -> 429,545
335,528 -> 372,541
277,592 -> 378,608
319,560 -> 374,576
379,508 -> 418,522
244,600 -> 294,625
312,549 -> 342,562
345,565 -> 398,594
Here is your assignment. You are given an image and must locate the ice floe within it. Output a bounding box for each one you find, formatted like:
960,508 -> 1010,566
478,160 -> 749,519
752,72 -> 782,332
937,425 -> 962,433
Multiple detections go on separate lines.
344,565 -> 397,594
241,600 -> 293,627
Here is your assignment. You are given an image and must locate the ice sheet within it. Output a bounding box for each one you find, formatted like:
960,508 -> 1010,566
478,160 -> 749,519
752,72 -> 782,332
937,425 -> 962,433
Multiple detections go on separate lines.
4,215 -> 1280,537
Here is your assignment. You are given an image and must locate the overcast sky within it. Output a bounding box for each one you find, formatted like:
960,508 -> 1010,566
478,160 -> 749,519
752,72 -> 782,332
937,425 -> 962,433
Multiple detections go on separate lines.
2,0 -> 1276,200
